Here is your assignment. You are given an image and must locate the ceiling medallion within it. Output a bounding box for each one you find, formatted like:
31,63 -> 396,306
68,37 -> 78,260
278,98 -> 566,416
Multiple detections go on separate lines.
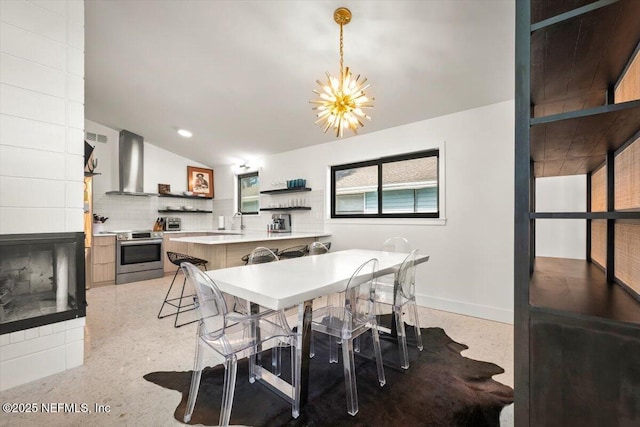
310,7 -> 373,138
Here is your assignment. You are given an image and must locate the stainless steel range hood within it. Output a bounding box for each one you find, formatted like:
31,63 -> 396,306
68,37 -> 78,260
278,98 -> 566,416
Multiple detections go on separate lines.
106,130 -> 157,196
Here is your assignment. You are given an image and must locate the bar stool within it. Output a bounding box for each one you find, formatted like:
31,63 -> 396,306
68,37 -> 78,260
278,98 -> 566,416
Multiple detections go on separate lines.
157,251 -> 208,328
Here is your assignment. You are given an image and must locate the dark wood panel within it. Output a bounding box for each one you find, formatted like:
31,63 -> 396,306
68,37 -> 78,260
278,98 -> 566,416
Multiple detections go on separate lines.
530,257 -> 640,325
531,101 -> 640,176
531,0 -> 640,112
530,309 -> 640,427
531,0 -> 600,24
531,211 -> 640,219
534,155 -> 606,177
533,93 -> 604,118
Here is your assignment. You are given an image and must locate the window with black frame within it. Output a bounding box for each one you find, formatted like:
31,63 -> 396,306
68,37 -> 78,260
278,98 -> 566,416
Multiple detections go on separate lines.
237,172 -> 259,214
331,150 -> 439,218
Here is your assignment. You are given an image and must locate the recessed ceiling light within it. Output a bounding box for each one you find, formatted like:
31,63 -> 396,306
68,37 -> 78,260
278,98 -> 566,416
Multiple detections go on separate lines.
177,129 -> 192,138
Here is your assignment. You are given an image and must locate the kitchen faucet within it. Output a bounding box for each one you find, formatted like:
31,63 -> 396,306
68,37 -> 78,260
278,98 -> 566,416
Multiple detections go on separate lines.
233,212 -> 245,230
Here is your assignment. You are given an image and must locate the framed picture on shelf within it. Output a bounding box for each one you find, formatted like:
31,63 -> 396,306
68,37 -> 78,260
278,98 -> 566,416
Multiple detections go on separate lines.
187,166 -> 214,198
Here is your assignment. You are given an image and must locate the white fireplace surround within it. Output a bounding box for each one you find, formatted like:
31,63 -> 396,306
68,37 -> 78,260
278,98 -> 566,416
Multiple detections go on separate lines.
0,0 -> 86,390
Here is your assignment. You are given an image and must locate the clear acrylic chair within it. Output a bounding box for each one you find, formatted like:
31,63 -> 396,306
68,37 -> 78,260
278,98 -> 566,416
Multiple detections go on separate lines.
180,262 -> 298,426
310,258 -> 386,416
232,247 -> 280,315
308,241 -> 331,255
381,236 -> 411,253
373,249 -> 426,369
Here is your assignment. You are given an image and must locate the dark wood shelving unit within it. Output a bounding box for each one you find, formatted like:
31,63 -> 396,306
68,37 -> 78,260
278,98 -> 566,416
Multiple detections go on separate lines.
158,194 -> 213,200
531,99 -> 640,177
531,0 -> 640,114
531,211 -> 640,219
516,0 -> 640,425
259,207 -> 311,211
157,209 -> 212,214
260,187 -> 312,194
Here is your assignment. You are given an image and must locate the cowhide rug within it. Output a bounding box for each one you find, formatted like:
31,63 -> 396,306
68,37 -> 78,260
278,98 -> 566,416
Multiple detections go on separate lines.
144,319 -> 513,426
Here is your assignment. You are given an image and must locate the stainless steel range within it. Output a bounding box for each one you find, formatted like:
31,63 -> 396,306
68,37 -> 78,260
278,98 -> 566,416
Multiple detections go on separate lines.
114,230 -> 164,284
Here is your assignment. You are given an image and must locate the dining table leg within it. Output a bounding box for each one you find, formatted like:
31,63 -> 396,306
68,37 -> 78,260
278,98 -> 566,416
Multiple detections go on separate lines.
293,299 -> 313,416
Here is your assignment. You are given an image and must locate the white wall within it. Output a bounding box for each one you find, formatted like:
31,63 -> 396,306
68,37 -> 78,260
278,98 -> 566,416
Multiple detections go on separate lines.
215,100 -> 515,323
0,0 -> 86,391
0,0 -> 85,234
85,119 -> 220,231
535,175 -> 586,260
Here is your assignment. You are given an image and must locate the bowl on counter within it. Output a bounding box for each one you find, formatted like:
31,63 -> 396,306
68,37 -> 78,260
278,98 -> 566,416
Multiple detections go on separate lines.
182,206 -> 195,211
183,191 -> 194,196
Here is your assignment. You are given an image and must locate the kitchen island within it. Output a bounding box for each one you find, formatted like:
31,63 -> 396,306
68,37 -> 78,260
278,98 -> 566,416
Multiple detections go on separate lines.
170,231 -> 331,270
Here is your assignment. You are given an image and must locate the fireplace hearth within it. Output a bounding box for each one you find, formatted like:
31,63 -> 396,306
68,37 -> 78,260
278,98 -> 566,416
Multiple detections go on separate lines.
0,232 -> 86,335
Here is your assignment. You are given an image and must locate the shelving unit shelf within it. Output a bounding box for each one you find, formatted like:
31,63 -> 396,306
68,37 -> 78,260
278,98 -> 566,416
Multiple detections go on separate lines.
516,0 -> 640,425
259,207 -> 311,211
260,187 -> 312,194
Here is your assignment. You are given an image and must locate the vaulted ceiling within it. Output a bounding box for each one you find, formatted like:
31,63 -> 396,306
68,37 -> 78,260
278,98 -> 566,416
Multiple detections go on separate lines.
85,0 -> 515,167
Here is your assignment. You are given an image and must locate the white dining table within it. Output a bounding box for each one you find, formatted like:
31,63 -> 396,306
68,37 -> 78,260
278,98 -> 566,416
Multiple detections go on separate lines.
205,248 -> 430,416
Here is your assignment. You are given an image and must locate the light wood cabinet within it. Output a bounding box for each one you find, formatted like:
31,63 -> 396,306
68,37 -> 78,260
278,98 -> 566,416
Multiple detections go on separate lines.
92,235 -> 115,286
163,232 -> 206,273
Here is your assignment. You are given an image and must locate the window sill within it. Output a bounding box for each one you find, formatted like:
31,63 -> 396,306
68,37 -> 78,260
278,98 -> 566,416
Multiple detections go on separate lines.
325,218 -> 446,226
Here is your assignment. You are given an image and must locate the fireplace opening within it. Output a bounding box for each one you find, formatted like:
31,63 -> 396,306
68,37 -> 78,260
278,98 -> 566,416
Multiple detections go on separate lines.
0,233 -> 86,335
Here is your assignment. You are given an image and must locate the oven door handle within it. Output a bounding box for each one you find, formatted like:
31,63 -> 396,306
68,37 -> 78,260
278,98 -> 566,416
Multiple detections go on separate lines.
118,239 -> 164,246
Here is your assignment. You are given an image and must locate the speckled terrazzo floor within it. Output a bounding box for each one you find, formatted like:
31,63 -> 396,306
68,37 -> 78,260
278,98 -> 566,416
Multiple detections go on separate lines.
0,275 -> 514,426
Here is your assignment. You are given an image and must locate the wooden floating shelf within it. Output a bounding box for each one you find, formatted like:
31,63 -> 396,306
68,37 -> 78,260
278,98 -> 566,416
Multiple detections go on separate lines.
259,207 -> 311,211
158,194 -> 213,200
157,209 -> 212,214
260,187 -> 312,194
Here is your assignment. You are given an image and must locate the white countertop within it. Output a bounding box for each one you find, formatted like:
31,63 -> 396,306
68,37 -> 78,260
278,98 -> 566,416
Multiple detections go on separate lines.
162,229 -> 242,235
170,231 -> 331,245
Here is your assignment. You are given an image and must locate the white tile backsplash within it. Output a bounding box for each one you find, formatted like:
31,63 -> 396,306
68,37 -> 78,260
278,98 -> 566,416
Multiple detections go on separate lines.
0,207 -> 66,234
0,0 -> 67,43
65,126 -> 84,155
0,176 -> 65,207
65,153 -> 84,181
0,333 -> 10,347
0,145 -> 66,179
0,83 -> 66,124
0,0 -> 86,389
0,23 -> 67,70
10,330 -> 25,343
65,181 -> 84,208
67,0 -> 84,25
67,22 -> 84,50
0,346 -> 66,391
66,74 -> 84,103
66,100 -> 84,129
66,46 -> 83,76
0,53 -> 66,97
65,326 -> 84,344
38,324 -> 53,336
65,339 -> 84,369
65,208 -> 83,232
0,114 -> 66,152
1,331 -> 65,362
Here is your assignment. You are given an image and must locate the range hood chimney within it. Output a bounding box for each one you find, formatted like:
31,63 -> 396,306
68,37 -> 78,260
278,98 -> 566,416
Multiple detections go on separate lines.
105,130 -> 156,196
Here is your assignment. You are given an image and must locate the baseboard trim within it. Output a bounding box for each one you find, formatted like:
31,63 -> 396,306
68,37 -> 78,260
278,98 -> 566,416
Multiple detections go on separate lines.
416,295 -> 514,325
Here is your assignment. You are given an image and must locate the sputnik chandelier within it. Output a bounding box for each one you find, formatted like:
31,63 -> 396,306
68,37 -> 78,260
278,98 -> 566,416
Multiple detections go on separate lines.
310,7 -> 373,138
